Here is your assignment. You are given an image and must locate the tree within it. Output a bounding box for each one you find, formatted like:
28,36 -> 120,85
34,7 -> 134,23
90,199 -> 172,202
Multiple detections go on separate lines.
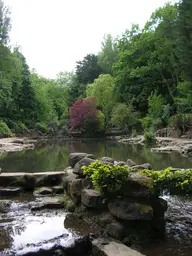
76,54 -> 102,84
69,97 -> 103,136
0,0 -> 11,45
86,74 -> 115,126
16,51 -> 38,124
98,34 -> 117,75
111,103 -> 137,130
176,0 -> 192,81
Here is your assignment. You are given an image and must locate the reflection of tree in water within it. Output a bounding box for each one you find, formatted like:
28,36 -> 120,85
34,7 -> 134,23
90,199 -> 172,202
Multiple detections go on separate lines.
0,140 -> 192,172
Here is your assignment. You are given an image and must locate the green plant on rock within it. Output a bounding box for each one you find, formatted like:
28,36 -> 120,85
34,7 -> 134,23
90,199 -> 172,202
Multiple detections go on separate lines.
140,167 -> 192,194
82,160 -> 130,195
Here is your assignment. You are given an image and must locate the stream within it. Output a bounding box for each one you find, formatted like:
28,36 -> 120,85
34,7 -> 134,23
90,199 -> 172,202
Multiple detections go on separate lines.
0,139 -> 192,255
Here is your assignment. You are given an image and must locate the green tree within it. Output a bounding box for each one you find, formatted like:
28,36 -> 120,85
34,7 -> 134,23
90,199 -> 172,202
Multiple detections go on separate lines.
76,54 -> 102,84
86,74 -> 115,126
111,103 -> 137,130
98,34 -> 117,75
0,0 -> 11,45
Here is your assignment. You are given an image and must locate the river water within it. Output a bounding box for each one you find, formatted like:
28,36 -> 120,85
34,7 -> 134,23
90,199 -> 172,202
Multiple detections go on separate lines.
0,139 -> 192,172
0,139 -> 192,255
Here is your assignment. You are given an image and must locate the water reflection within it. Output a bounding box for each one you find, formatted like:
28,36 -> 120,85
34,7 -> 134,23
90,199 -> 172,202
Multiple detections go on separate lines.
0,139 -> 192,172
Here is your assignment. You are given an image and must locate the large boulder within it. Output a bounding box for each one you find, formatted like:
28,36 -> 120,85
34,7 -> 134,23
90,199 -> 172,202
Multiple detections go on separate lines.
108,199 -> 153,221
81,189 -> 102,208
107,222 -> 124,240
127,159 -> 136,167
69,153 -> 95,168
82,177 -> 93,189
130,163 -> 152,171
92,238 -> 145,256
63,167 -> 79,193
100,157 -> 114,164
35,173 -> 63,187
121,173 -> 155,198
73,157 -> 95,177
69,179 -> 83,204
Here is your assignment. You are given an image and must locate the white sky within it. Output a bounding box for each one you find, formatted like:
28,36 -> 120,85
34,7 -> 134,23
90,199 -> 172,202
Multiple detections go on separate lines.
4,0 -> 177,79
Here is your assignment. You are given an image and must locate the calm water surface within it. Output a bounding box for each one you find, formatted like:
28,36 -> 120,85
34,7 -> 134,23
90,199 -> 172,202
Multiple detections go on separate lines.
0,139 -> 192,172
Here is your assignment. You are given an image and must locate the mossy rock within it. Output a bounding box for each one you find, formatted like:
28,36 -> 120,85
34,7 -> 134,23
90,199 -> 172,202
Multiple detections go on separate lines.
63,194 -> 76,212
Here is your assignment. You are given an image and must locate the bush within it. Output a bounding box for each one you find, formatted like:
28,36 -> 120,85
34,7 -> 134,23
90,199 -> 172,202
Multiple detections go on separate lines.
144,131 -> 156,145
82,160 -> 130,195
140,167 -> 192,194
169,113 -> 192,134
0,120 -> 13,137
35,123 -> 48,133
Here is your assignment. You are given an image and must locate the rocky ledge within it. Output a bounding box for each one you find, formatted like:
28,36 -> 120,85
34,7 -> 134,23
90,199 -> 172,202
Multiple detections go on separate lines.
0,137 -> 35,155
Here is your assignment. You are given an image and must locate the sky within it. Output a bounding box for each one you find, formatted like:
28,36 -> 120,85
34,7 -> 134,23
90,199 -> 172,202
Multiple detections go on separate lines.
4,0 -> 177,79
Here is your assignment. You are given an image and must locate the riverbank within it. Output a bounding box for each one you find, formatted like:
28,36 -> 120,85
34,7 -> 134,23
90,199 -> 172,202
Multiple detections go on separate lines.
109,135 -> 192,156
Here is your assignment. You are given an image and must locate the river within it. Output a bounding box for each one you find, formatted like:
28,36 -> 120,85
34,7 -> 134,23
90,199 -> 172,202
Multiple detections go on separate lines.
0,139 -> 192,255
0,139 -> 192,172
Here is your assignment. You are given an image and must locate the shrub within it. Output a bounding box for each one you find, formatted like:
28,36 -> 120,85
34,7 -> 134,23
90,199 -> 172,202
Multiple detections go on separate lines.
35,122 -> 48,133
144,131 -> 156,145
169,113 -> 192,134
0,120 -> 13,137
82,160 -> 130,195
140,167 -> 192,194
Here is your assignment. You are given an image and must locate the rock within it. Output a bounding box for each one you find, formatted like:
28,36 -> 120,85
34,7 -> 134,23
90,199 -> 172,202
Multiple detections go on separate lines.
100,156 -> 114,164
107,222 -> 124,240
34,187 -> 53,195
108,199 -> 153,221
63,168 -> 79,193
116,161 -> 127,166
16,174 -> 36,190
73,157 -> 95,177
63,194 -> 76,212
0,187 -> 22,197
82,177 -> 93,189
92,238 -> 145,256
121,173 -> 154,198
131,163 -> 152,171
0,200 -> 11,213
127,159 -> 136,167
69,152 -> 94,168
152,198 -> 168,217
81,189 -> 102,208
31,198 -> 64,211
52,186 -> 64,194
35,173 -> 63,187
69,179 -> 83,204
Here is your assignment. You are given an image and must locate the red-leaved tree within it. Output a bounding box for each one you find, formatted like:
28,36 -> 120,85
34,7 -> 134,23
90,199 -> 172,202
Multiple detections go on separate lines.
69,97 -> 98,134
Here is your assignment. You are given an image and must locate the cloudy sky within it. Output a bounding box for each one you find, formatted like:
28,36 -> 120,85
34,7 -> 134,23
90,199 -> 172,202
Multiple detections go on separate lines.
4,0 -> 177,78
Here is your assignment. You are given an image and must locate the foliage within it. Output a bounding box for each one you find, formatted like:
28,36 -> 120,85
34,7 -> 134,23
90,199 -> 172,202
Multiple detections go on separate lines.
35,123 -> 48,133
82,160 -> 130,195
76,54 -> 102,85
176,81 -> 192,113
111,103 -> 137,130
98,34 -> 117,75
169,113 -> 192,134
0,0 -> 11,45
86,74 -> 115,126
0,120 -> 12,137
144,131 -> 156,145
140,167 -> 192,194
69,97 -> 104,136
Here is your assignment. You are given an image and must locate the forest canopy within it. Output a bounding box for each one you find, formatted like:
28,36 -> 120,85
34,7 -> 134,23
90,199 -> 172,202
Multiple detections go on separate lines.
0,0 -> 192,137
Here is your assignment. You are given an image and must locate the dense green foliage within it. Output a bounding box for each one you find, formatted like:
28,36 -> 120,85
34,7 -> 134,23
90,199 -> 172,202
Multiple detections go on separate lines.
0,120 -> 12,137
82,160 -> 130,195
0,0 -> 192,137
83,160 -> 192,195
141,167 -> 192,194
